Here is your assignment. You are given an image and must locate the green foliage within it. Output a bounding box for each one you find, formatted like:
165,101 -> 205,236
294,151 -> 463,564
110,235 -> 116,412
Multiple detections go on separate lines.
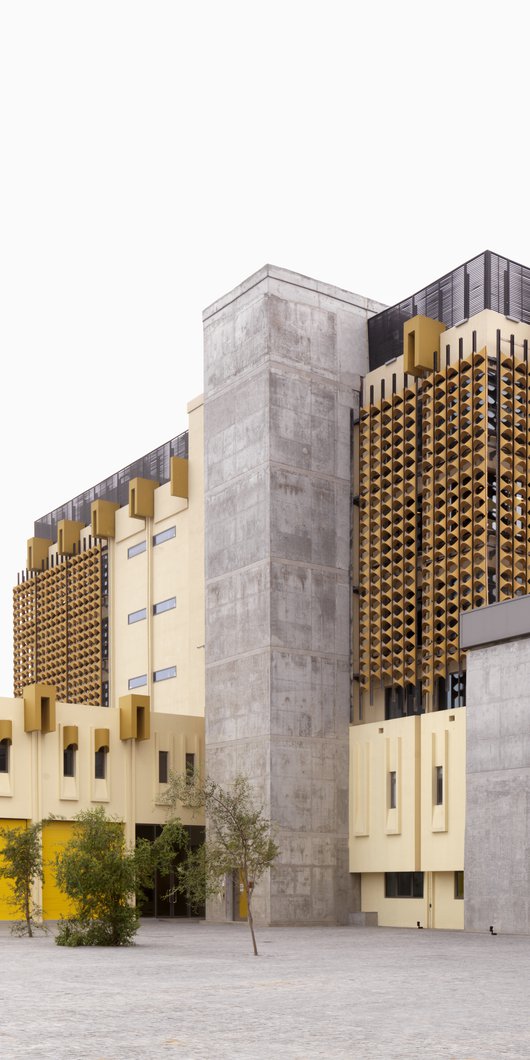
55,807 -> 140,946
162,773 -> 279,955
0,821 -> 44,937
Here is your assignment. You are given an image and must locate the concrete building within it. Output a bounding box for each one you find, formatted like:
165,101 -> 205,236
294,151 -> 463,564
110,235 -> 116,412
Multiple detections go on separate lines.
461,597 -> 530,935
203,265 -> 383,924
3,250 -> 530,932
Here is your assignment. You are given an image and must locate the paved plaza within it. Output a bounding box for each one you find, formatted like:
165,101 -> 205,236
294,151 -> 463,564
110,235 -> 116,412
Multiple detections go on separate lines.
0,919 -> 529,1059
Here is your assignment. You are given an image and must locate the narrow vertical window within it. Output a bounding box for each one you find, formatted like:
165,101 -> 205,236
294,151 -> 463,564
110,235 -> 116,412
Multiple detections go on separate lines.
435,765 -> 443,805
159,750 -> 169,784
186,752 -> 195,784
389,770 -> 397,809
63,744 -> 76,778
95,748 -> 107,780
0,739 -> 10,773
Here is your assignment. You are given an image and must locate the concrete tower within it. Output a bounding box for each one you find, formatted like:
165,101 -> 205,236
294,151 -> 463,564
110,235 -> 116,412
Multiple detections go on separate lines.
203,264 -> 383,924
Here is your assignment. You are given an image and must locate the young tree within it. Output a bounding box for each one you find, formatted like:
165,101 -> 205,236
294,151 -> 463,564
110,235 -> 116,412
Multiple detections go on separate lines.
0,821 -> 44,936
54,806 -> 178,946
162,774 -> 279,956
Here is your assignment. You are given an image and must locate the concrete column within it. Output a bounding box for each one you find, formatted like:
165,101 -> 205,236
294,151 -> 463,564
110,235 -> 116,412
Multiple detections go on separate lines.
203,264 -> 382,924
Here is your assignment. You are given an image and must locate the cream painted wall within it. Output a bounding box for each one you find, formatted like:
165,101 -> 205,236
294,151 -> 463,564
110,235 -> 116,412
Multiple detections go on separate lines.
349,715 -> 420,873
361,871 -> 464,929
420,709 -> 465,872
350,711 -> 465,878
111,397 -> 204,717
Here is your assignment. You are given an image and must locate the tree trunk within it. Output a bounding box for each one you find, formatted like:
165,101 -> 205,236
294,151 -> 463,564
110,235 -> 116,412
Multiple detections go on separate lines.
244,875 -> 258,956
25,889 -> 33,938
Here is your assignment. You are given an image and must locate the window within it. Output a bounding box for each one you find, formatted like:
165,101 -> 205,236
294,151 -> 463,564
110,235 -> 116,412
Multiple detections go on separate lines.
95,748 -> 107,780
389,771 -> 397,809
153,597 -> 176,616
186,752 -> 195,783
153,526 -> 176,546
435,765 -> 444,806
63,744 -> 76,778
153,666 -> 177,682
0,739 -> 9,773
385,872 -> 424,899
159,750 -> 169,784
128,607 -> 147,625
454,871 -> 464,900
128,674 -> 147,690
128,540 -> 146,559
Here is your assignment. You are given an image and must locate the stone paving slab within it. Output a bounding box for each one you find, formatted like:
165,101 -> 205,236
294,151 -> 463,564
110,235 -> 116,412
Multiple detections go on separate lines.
0,920 -> 529,1059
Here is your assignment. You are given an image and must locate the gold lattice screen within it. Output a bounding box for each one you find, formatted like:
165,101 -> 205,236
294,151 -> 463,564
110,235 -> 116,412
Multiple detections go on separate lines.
358,349 -> 511,697
13,545 -> 103,705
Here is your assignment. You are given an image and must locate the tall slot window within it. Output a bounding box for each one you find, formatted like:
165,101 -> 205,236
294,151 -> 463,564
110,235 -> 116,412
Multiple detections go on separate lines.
389,770 -> 397,809
186,752 -> 195,783
63,745 -> 76,778
435,765 -> 444,805
159,750 -> 169,784
95,748 -> 107,780
0,739 -> 9,773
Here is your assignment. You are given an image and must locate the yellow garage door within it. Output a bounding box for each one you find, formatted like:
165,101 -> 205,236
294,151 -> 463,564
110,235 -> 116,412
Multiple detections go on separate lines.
42,821 -> 76,921
0,819 -> 27,920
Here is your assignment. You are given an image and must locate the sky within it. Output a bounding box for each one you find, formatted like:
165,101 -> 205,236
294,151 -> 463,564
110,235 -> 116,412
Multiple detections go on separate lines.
0,0 -> 527,694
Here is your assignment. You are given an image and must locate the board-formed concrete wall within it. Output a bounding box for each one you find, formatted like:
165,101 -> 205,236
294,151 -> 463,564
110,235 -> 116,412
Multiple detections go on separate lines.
465,637 -> 530,934
203,265 -> 383,924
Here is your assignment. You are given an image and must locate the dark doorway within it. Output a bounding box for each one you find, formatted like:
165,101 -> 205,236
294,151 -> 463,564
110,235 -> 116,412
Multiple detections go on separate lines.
136,823 -> 205,918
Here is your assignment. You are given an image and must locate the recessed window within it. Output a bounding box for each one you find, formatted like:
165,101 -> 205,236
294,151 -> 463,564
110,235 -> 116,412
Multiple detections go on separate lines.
385,872 -> 424,899
128,607 -> 147,625
153,526 -> 176,546
153,597 -> 176,616
159,750 -> 169,784
128,540 -> 147,559
186,752 -> 195,783
454,871 -> 464,900
63,744 -> 76,778
95,748 -> 107,780
153,666 -> 177,683
389,770 -> 397,809
128,674 -> 147,690
435,765 -> 444,805
0,739 -> 10,773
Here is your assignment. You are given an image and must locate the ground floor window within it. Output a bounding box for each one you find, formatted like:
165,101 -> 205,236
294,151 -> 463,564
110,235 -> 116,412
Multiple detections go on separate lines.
385,872 -> 424,898
454,871 -> 464,899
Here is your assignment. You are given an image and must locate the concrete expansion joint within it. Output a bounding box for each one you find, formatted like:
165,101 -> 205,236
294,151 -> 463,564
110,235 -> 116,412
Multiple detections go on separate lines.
268,555 -> 350,578
205,645 -> 350,666
269,460 -> 351,486
204,357 -> 271,400
205,459 -> 351,497
205,460 -> 272,495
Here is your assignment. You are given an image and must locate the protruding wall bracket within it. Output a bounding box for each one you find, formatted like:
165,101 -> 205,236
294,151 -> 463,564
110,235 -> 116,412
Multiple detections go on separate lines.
91,500 -> 120,539
119,694 -> 150,741
23,683 -> 56,734
27,537 -> 52,571
57,520 -> 84,556
403,316 -> 446,376
129,478 -> 159,519
170,457 -> 189,499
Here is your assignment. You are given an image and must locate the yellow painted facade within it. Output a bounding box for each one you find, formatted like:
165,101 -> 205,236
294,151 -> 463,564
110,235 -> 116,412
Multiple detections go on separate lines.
0,692 -> 205,920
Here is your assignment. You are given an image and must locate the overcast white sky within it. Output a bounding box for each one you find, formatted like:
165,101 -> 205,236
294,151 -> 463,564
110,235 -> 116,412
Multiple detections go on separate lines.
0,1 -> 526,693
